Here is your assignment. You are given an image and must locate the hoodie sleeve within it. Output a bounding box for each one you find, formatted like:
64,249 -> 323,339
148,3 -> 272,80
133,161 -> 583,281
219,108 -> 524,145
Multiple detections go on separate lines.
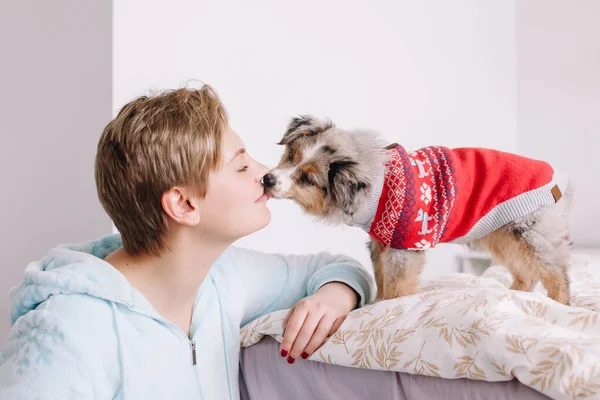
0,309 -> 95,400
226,247 -> 375,327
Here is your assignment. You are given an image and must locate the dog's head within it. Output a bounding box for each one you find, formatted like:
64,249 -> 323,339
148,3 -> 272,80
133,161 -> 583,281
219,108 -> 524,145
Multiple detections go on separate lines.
263,115 -> 373,221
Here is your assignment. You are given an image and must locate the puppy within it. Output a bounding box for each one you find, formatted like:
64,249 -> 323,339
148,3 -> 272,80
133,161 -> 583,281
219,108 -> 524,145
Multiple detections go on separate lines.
263,115 -> 573,305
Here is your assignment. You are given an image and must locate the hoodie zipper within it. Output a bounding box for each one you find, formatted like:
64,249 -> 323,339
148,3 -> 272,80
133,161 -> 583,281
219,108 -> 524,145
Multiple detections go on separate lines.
190,339 -> 197,365
117,304 -> 197,365
113,303 -> 204,398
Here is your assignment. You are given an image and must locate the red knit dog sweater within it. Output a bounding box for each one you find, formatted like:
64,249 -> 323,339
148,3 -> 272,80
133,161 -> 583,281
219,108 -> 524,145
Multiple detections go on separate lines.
353,144 -> 567,250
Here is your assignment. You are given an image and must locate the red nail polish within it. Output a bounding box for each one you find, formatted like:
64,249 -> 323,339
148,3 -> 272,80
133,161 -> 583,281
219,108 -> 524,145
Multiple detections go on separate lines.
301,352 -> 309,359
280,349 -> 288,357
287,356 -> 295,364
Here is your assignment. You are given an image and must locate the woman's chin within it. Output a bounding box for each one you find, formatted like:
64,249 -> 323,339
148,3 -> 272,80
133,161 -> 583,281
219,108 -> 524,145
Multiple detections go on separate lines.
258,208 -> 272,229
239,208 -> 272,238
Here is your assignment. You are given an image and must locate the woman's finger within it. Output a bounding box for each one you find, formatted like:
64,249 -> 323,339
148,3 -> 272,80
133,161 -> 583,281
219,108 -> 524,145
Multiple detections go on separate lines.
287,310 -> 325,363
300,314 -> 337,359
280,306 -> 308,360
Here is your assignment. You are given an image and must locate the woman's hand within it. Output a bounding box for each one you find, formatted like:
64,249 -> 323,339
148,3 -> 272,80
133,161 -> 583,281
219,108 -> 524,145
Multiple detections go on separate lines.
280,282 -> 358,364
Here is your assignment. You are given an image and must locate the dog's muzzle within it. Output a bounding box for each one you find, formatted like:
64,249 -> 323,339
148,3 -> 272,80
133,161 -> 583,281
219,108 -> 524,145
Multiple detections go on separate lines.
262,173 -> 277,188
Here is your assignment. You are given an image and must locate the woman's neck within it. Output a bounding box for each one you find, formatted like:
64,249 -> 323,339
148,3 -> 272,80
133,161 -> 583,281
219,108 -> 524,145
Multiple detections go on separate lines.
107,231 -> 230,336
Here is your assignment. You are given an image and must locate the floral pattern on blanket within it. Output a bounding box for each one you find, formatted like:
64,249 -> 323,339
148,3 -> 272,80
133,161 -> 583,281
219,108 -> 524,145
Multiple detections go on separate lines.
241,253 -> 600,400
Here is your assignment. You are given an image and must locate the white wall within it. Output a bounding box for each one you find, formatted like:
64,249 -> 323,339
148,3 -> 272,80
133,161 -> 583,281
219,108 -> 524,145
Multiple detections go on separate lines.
516,0 -> 600,247
114,0 -> 517,278
0,1 -> 112,343
2,0 -> 595,348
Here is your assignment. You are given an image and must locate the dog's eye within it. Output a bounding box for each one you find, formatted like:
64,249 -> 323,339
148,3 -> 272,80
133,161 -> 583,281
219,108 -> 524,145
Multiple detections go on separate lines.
299,172 -> 315,186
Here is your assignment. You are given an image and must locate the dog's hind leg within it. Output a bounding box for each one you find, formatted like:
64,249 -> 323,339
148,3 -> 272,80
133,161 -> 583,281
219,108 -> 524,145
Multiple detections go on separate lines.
512,188 -> 572,305
540,266 -> 571,306
474,229 -> 541,293
474,206 -> 572,305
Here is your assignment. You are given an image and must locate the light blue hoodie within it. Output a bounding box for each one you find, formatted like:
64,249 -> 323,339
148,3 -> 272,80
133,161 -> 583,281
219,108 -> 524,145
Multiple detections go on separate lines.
0,234 -> 374,400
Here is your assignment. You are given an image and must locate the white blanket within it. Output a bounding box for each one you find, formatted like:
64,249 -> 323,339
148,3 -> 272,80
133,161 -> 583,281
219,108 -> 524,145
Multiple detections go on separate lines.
241,253 -> 600,400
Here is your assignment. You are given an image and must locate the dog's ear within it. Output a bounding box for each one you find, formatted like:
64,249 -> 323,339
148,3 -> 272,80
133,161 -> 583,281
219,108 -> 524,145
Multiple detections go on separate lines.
328,158 -> 370,216
277,115 -> 334,145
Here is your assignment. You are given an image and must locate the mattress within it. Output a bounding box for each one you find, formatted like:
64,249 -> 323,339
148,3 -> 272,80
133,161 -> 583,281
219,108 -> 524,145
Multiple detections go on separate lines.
240,336 -> 549,400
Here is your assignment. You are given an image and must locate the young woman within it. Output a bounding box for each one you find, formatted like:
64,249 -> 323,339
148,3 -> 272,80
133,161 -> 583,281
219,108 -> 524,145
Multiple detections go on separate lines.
0,85 -> 374,400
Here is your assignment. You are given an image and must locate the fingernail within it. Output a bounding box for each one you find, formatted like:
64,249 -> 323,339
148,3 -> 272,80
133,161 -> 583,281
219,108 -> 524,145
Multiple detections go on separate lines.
301,352 -> 309,359
280,349 -> 288,357
287,356 -> 295,364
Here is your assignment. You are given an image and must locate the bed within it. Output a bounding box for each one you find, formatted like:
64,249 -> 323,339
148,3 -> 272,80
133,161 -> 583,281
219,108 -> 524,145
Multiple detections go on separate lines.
239,252 -> 600,400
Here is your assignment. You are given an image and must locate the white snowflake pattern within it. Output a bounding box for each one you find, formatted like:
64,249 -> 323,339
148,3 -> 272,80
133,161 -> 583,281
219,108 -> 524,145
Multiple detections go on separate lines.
414,239 -> 431,249
420,183 -> 432,205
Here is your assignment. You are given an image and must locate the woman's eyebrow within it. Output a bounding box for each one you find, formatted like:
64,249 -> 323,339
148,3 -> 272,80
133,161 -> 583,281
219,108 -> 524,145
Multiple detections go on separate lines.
227,148 -> 246,164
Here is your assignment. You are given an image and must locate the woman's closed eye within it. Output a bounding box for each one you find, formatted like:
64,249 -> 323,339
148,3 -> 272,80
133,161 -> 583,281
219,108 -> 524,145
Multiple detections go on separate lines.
237,152 -> 250,172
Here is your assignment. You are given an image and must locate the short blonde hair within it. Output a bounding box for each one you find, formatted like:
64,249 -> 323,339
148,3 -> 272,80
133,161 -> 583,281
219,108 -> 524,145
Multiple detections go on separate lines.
95,85 -> 228,256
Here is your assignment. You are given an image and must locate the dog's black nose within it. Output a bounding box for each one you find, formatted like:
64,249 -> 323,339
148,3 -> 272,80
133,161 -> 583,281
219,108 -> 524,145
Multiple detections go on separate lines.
262,173 -> 277,188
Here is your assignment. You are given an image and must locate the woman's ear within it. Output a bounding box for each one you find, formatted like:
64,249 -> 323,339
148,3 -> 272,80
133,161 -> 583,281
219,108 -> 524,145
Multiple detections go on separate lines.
161,187 -> 201,226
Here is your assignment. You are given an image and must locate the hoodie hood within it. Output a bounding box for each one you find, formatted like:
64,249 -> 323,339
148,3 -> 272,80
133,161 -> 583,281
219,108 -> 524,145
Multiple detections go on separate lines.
9,234 -> 137,325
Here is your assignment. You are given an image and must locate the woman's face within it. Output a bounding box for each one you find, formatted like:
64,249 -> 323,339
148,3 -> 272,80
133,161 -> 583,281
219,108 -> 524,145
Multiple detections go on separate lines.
195,127 -> 271,243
